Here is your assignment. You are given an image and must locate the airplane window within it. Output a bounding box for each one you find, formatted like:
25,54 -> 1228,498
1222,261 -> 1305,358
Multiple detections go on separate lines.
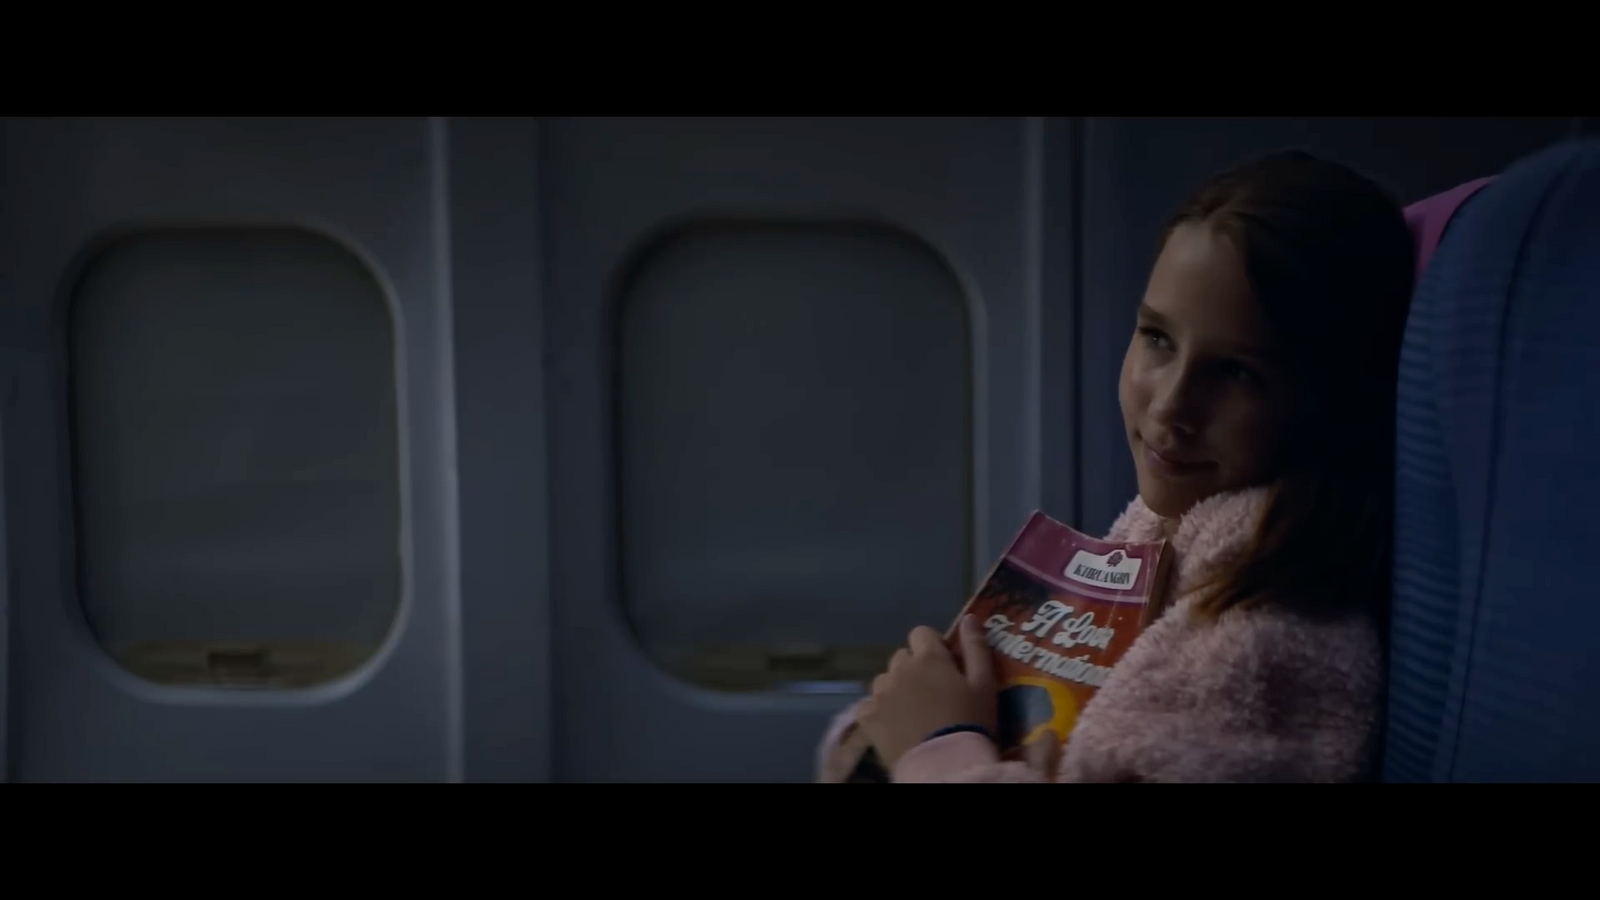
67,227 -> 403,689
616,221 -> 973,691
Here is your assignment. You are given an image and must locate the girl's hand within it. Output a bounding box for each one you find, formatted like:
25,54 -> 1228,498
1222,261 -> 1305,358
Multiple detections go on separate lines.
858,615 -> 998,770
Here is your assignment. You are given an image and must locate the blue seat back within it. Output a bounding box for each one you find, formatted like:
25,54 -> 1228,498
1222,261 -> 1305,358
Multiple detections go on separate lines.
1384,139 -> 1600,782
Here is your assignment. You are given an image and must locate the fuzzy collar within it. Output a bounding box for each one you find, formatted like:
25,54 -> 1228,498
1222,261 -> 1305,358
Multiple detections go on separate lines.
1106,487 -> 1270,600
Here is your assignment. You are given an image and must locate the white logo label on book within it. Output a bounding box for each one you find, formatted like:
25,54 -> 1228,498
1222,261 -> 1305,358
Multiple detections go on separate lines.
1063,548 -> 1142,591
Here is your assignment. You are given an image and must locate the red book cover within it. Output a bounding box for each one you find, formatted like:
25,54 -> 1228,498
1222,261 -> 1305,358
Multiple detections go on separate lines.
845,511 -> 1171,781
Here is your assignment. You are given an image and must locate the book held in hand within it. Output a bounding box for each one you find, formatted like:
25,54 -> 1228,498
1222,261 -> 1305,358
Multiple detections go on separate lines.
845,510 -> 1171,781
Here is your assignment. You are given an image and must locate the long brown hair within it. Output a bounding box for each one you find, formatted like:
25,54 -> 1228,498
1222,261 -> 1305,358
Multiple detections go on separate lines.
1165,150 -> 1416,618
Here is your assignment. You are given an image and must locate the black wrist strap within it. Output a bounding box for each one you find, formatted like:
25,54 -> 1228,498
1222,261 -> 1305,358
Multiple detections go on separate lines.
922,723 -> 996,744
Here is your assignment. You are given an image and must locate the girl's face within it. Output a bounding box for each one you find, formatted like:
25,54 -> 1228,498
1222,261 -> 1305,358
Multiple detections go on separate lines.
1119,222 -> 1301,520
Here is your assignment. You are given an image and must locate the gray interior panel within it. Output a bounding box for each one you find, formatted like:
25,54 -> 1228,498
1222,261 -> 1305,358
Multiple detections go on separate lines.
540,117 -> 1039,781
2,116 -> 455,783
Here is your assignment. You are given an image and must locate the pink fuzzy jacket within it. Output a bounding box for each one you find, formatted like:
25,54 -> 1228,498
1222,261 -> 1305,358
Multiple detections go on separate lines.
816,487 -> 1385,783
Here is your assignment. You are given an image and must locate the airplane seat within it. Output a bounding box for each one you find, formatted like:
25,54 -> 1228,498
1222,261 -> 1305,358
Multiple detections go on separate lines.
1382,138 -> 1600,782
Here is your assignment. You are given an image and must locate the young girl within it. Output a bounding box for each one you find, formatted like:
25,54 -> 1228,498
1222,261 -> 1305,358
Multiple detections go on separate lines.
818,150 -> 1415,783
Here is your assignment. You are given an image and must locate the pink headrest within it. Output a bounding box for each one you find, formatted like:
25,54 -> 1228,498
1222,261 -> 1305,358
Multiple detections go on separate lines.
1404,177 -> 1496,281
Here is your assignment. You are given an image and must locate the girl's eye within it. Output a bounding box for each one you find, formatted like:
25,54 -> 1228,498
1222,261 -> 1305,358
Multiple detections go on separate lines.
1137,326 -> 1172,351
1222,360 -> 1261,385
